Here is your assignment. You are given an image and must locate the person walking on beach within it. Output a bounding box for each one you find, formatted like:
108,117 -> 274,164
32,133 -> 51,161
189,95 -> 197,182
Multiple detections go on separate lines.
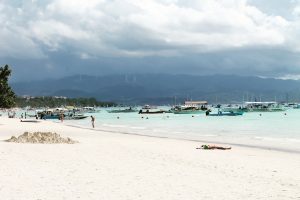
60,113 -> 64,123
91,115 -> 95,128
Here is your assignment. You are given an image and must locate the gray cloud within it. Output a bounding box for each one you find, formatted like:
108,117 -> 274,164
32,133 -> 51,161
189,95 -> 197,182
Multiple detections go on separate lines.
1,0 -> 300,80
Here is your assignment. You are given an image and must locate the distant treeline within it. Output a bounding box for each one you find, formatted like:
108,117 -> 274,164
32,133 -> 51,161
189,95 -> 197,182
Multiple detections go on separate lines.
15,97 -> 116,108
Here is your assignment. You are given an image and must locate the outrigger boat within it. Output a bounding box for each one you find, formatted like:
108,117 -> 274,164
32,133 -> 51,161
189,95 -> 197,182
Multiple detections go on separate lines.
138,109 -> 171,114
171,101 -> 208,114
108,107 -> 138,113
138,105 -> 171,114
221,106 -> 248,113
82,107 -> 100,113
206,110 -> 244,116
244,102 -> 287,112
292,104 -> 300,109
64,113 -> 88,120
37,108 -> 88,120
37,108 -> 63,119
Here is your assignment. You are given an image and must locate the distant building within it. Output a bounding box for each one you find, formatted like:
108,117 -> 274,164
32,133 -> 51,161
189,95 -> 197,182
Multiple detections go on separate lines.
54,96 -> 67,99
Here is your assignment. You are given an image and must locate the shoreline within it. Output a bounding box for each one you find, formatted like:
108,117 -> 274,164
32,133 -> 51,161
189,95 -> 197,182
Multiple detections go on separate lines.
63,121 -> 300,154
2,117 -> 300,154
2,116 -> 300,154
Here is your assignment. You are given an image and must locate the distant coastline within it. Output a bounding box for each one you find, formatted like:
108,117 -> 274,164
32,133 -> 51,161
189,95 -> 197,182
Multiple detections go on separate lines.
11,74 -> 300,104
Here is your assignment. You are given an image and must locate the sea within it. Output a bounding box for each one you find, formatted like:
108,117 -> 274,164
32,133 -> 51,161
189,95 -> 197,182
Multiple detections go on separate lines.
3,107 -> 300,153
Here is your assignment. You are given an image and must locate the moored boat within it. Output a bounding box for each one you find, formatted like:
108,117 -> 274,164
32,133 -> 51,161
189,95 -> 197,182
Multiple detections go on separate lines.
37,108 -> 88,120
221,106 -> 248,113
244,102 -> 287,112
64,113 -> 88,120
82,107 -> 99,113
37,109 -> 62,119
108,107 -> 138,113
171,101 -> 208,114
138,109 -> 171,114
206,110 -> 244,116
293,104 -> 300,109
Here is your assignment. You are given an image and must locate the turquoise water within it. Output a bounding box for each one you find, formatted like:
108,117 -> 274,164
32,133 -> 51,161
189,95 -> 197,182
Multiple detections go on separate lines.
65,107 -> 300,152
3,108 -> 300,152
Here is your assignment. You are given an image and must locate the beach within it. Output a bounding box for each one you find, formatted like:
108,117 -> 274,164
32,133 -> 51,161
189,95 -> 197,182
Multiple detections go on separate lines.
0,117 -> 299,200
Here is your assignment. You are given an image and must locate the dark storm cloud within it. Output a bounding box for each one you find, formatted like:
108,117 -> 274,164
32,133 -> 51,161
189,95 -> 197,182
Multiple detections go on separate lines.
1,0 -> 300,81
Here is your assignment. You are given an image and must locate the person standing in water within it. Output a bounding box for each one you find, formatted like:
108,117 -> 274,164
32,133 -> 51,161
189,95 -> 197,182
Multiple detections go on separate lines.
91,115 -> 95,128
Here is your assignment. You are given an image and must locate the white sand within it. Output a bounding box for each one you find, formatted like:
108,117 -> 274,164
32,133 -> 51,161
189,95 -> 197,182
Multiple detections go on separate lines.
0,117 -> 299,200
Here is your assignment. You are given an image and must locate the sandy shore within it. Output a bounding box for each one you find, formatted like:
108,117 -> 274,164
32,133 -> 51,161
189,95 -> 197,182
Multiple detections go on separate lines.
0,117 -> 299,200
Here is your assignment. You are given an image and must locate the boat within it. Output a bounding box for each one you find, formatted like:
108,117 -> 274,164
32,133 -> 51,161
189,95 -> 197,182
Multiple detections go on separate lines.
138,109 -> 171,114
42,115 -> 60,119
171,101 -> 208,114
292,104 -> 300,109
37,109 -> 61,119
37,108 -> 88,120
221,106 -> 248,113
82,107 -> 99,113
206,110 -> 244,116
137,104 -> 171,114
244,102 -> 287,112
108,107 -> 138,113
26,114 -> 38,118
20,119 -> 41,123
142,105 -> 157,109
64,113 -> 88,120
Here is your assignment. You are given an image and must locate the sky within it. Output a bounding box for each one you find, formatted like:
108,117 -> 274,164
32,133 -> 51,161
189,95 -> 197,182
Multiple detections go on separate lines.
1,0 -> 300,81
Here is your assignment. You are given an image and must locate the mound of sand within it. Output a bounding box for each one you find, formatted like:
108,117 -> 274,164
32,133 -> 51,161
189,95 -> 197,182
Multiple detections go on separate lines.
5,132 -> 78,144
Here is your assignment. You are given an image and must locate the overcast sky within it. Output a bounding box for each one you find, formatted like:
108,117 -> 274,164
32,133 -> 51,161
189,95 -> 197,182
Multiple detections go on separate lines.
1,0 -> 300,81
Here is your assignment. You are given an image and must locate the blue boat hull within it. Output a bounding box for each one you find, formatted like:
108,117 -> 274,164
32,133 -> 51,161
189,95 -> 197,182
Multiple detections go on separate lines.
208,112 -> 243,116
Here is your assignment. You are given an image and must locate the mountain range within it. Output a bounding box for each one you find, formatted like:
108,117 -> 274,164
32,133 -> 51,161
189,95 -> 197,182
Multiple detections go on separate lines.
11,74 -> 300,104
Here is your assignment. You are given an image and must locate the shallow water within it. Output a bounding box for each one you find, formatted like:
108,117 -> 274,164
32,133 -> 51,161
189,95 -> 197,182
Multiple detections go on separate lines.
66,107 -> 300,153
4,107 -> 300,153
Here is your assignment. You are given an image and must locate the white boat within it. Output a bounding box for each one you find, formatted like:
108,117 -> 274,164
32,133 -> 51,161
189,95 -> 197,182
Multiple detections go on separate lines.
82,107 -> 99,113
244,102 -> 287,112
64,113 -> 88,120
171,101 -> 208,114
142,105 -> 157,109
108,107 -> 138,113
222,105 -> 248,113
292,104 -> 300,109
